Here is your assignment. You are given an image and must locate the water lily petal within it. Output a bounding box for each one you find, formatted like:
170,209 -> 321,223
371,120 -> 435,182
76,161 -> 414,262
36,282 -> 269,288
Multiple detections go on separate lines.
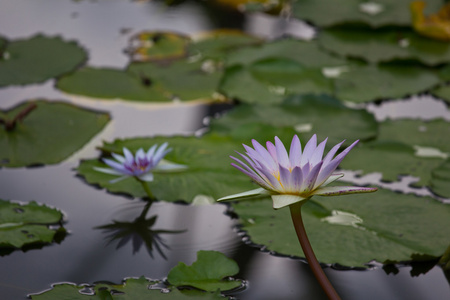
272,194 -> 309,209
275,136 -> 290,168
289,135 -> 302,168
266,141 -> 278,163
321,173 -> 344,187
103,158 -> 134,176
291,166 -> 303,191
300,134 -> 317,166
231,162 -> 273,190
218,188 -> 269,202
312,186 -> 378,196
302,161 -> 323,193
310,138 -> 327,167
154,161 -> 187,172
111,153 -> 126,163
123,147 -> 135,165
93,167 -> 126,176
279,165 -> 292,191
146,144 -> 158,160
252,139 -> 278,171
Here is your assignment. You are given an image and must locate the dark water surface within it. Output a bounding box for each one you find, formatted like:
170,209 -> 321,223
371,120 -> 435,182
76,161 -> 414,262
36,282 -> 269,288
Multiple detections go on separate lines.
0,0 -> 449,299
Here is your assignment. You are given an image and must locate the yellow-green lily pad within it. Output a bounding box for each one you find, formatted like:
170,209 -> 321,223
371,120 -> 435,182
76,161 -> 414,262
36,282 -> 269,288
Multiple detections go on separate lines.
0,100 -> 110,167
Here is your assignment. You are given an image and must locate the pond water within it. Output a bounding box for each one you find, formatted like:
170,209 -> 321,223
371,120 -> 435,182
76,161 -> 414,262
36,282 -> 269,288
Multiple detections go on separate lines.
0,0 -> 449,299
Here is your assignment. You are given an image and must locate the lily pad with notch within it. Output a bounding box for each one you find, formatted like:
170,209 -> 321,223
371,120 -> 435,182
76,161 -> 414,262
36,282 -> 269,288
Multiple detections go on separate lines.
230,184 -> 450,267
0,199 -> 66,254
0,34 -> 87,87
76,134 -> 257,203
0,100 -> 110,167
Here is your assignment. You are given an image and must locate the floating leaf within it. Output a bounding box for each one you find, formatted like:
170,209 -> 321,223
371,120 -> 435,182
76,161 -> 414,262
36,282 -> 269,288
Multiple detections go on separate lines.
411,1 -> 450,41
209,94 -> 378,145
230,185 -> 450,267
127,31 -> 190,62
430,158 -> 450,198
340,141 -> 443,187
56,67 -> 168,102
377,119 -> 450,153
225,38 -> 345,68
0,35 -> 87,87
431,84 -> 450,104
318,26 -> 450,65
167,250 -> 241,292
333,63 -> 441,103
188,30 -> 262,61
0,100 -> 110,167
30,277 -> 225,299
213,0 -> 284,13
292,0 -> 443,28
0,199 -> 65,250
77,134 -> 256,202
220,59 -> 333,104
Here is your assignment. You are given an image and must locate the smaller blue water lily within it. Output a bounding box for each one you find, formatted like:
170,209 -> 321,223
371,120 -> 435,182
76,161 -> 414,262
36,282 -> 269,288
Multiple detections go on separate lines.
218,134 -> 377,209
94,143 -> 186,183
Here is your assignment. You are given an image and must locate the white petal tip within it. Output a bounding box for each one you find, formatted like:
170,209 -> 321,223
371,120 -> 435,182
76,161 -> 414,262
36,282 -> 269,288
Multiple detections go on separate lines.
217,188 -> 268,202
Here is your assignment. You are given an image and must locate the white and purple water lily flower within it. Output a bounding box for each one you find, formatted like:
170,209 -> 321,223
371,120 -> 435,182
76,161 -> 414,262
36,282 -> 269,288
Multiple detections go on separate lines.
218,134 -> 377,209
94,143 -> 186,183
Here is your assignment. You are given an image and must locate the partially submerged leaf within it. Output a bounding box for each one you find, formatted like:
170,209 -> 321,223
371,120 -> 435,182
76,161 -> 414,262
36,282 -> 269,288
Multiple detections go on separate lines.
167,250 -> 241,292
0,100 -> 110,167
0,35 -> 87,87
30,277 -> 226,299
0,199 -> 65,249
430,158 -> 450,198
231,185 -> 450,267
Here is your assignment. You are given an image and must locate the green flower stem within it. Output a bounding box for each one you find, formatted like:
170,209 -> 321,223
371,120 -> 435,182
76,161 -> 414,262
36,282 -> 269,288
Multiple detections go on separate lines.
289,202 -> 341,300
136,177 -> 156,201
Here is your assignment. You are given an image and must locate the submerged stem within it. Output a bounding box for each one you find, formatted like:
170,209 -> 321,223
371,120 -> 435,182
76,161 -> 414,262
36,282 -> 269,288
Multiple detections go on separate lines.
289,202 -> 341,300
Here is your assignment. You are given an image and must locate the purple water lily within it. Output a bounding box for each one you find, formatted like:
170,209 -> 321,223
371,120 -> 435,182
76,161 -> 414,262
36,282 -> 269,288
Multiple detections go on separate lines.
218,134 -> 377,209
94,143 -> 186,183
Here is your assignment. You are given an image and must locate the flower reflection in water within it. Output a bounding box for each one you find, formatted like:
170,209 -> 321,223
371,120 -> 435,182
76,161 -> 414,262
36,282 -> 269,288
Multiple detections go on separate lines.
96,202 -> 186,259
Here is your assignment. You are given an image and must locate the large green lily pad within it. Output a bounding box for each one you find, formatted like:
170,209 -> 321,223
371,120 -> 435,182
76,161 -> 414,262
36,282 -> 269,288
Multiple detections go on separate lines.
225,38 -> 346,68
167,250 -> 241,292
431,84 -> 450,104
318,26 -> 450,66
0,35 -> 87,87
430,158 -> 450,198
377,119 -> 450,153
209,94 -> 378,145
291,0 -> 443,28
56,67 -> 168,102
0,199 -> 65,249
77,134 -> 256,202
30,277 -> 226,300
333,63 -> 441,103
230,185 -> 450,267
340,141 -> 444,187
0,100 -> 110,167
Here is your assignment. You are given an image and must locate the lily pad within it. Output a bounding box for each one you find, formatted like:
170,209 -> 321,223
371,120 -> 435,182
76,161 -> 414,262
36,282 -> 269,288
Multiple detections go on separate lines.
333,63 -> 441,103
167,250 -> 241,292
188,30 -> 262,61
0,199 -> 65,249
0,35 -> 87,87
430,158 -> 450,198
291,0 -> 443,28
209,94 -> 378,145
127,31 -> 191,62
0,100 -> 110,167
56,67 -> 168,102
220,58 -> 334,104
431,84 -> 450,104
225,38 -> 345,68
318,26 -> 450,65
30,277 -> 226,299
340,141 -> 444,187
230,185 -> 450,267
76,134 -> 256,202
